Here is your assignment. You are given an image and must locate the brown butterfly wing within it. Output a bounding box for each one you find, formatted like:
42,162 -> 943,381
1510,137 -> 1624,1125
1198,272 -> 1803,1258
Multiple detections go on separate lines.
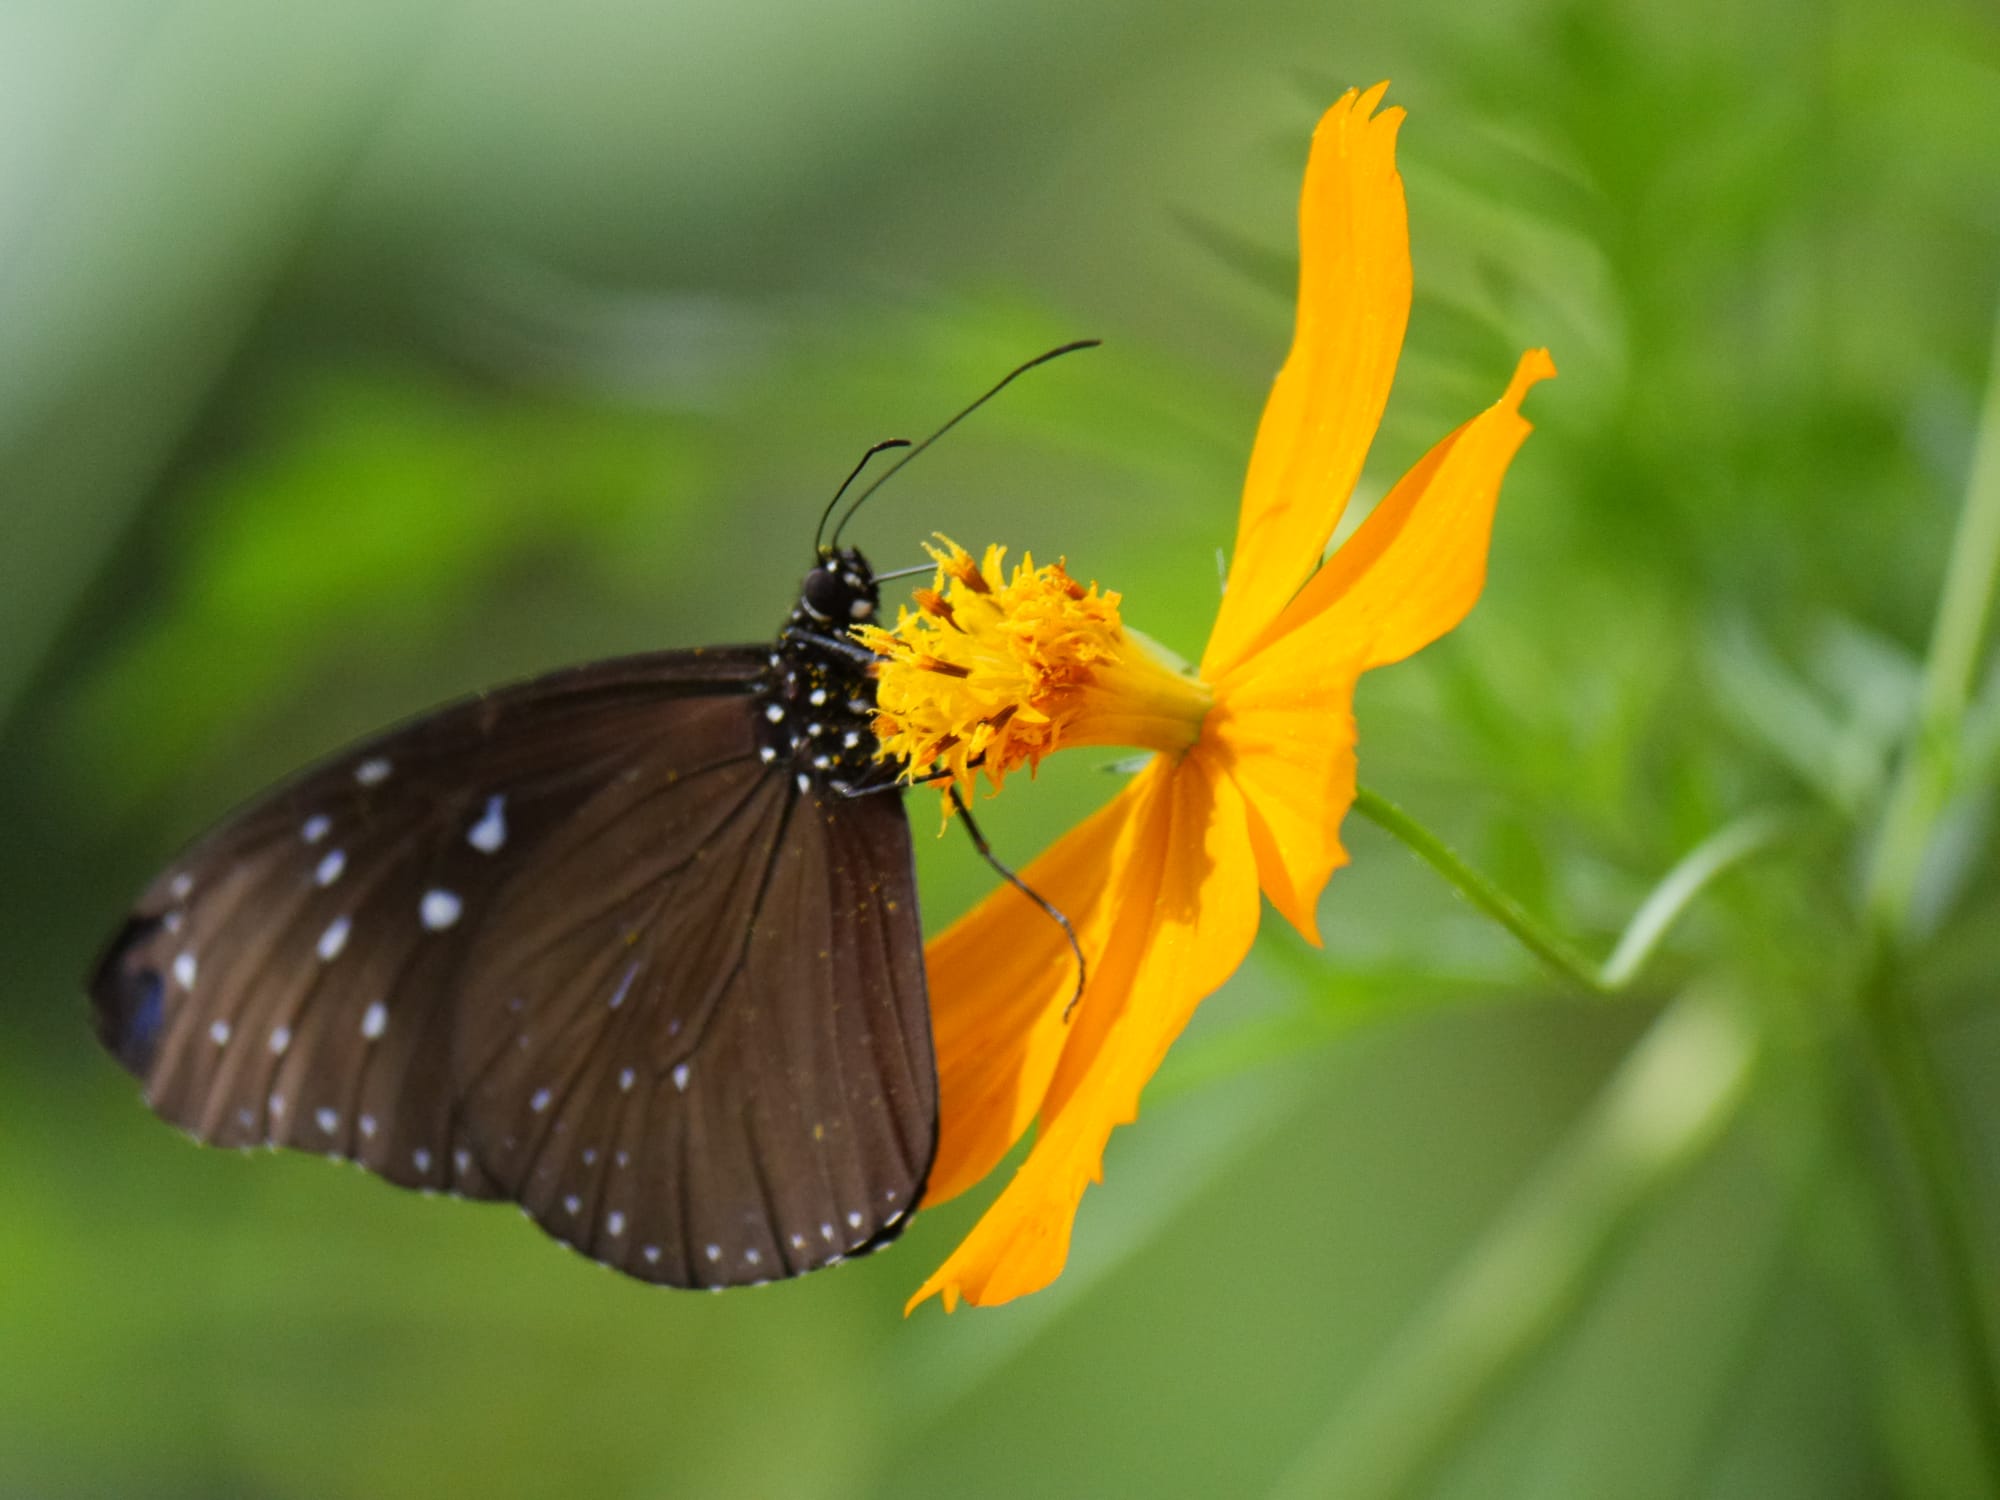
450,710 -> 934,1286
89,644 -> 936,1275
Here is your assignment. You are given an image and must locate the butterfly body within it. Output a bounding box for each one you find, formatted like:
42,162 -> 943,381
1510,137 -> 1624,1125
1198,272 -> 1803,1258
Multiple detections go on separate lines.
90,547 -> 936,1289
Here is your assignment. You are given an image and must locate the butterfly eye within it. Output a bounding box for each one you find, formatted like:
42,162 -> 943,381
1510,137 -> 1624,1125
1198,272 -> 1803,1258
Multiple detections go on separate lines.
802,559 -> 876,623
801,566 -> 848,620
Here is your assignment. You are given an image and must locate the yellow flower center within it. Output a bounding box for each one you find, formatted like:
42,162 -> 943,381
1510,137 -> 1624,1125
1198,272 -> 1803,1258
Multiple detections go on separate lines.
857,537 -> 1214,807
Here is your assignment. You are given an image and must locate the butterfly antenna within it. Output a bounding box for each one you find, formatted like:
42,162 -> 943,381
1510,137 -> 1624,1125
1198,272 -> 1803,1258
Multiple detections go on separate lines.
814,438 -> 913,554
829,338 -> 1101,546
870,561 -> 939,584
948,785 -> 1087,1019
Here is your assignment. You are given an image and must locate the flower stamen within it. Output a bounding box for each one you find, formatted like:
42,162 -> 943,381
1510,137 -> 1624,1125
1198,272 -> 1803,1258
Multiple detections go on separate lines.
859,536 -> 1214,811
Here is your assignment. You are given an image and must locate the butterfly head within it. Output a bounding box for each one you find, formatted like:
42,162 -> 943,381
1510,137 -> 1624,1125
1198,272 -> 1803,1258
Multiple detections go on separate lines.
797,547 -> 880,628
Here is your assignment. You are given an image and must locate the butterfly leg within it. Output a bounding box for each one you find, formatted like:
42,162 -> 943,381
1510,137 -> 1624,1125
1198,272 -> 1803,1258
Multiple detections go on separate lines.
946,785 -> 1087,1020
840,755 -> 984,797
786,630 -> 882,668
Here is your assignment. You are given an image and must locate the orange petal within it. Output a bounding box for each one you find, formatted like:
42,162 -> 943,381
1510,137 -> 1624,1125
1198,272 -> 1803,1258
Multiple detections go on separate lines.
907,748 -> 1261,1312
919,761 -> 1175,1207
1204,640 -> 1363,945
1241,348 -> 1556,672
1201,83 -> 1412,679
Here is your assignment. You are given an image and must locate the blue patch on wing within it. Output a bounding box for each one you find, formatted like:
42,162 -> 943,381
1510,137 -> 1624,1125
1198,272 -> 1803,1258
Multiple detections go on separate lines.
126,970 -> 165,1055
87,915 -> 171,1077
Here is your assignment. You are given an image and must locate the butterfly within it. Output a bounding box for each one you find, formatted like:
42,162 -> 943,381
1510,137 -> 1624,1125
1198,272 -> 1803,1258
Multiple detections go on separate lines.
86,345 -> 1096,1291
86,539 -> 937,1289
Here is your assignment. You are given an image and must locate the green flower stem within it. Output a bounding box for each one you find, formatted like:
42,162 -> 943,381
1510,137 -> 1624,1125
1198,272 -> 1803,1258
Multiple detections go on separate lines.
1856,305 -> 2000,1491
1268,991 -> 1759,1500
1869,306 -> 2000,930
1351,786 -> 1792,996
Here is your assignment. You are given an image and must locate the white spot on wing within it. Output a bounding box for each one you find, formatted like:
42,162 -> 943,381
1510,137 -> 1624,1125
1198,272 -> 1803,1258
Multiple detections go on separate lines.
269,1093 -> 285,1118
672,1063 -> 690,1092
317,915 -> 351,961
413,1148 -> 433,1173
643,1245 -> 662,1265
563,1195 -> 581,1216
468,794 -> 507,854
301,815 -> 331,844
745,1248 -> 762,1266
355,757 -> 392,786
359,1114 -> 378,1139
530,1088 -> 552,1113
168,872 -> 194,900
315,1107 -> 339,1135
208,1019 -> 230,1046
315,848 -> 346,886
608,962 -> 638,1011
847,1210 -> 864,1230
618,1068 -> 636,1092
453,1148 -> 473,1177
173,952 -> 197,990
269,1025 -> 291,1055
360,1001 -> 387,1040
420,889 -> 462,930
705,1244 -> 721,1263
607,1210 -> 626,1236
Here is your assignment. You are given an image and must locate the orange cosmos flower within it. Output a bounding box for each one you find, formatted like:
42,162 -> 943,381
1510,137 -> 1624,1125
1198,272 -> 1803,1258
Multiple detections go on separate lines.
868,83 -> 1556,1312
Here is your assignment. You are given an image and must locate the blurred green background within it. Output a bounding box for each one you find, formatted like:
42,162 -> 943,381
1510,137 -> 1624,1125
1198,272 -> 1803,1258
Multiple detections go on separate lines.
5,0 -> 1999,1495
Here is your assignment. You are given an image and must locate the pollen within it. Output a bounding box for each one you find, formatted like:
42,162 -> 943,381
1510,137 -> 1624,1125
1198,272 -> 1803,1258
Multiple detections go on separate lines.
858,537 -> 1212,811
